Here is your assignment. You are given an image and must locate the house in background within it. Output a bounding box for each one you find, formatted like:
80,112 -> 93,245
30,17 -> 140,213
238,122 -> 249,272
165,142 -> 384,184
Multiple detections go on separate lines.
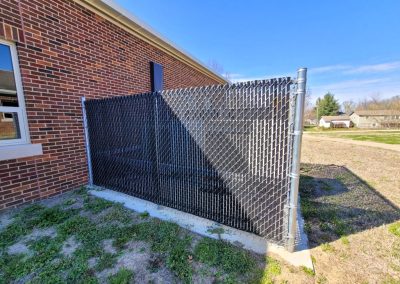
0,0 -> 225,210
319,116 -> 351,128
350,110 -> 400,128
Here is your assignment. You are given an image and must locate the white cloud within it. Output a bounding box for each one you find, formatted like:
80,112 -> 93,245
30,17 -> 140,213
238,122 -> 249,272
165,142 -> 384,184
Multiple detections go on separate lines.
311,77 -> 400,102
343,61 -> 400,74
309,61 -> 400,75
309,65 -> 350,74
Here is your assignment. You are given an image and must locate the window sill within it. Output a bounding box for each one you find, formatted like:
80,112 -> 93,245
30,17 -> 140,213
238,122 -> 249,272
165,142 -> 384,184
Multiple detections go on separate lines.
0,143 -> 43,161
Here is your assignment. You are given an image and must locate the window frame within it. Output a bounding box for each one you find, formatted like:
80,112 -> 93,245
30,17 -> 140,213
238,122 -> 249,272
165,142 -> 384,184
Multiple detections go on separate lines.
0,39 -> 30,146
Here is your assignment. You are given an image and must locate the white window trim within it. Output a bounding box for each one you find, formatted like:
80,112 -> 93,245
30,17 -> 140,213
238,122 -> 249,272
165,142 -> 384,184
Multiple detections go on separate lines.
0,39 -> 30,146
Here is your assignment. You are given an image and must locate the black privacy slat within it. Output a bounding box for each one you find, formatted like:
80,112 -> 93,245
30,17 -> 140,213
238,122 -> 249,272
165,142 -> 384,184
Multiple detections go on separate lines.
85,78 -> 294,245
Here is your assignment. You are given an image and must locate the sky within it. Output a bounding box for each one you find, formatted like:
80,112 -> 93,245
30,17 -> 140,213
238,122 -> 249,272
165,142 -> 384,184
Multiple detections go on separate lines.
114,0 -> 400,105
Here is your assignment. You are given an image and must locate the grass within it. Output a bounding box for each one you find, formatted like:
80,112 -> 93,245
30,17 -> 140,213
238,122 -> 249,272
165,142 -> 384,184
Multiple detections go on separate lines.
0,190 -> 285,283
302,266 -> 315,276
194,238 -> 256,275
307,129 -> 400,145
389,222 -> 400,237
108,268 -> 134,284
321,243 -> 335,253
338,133 -> 400,145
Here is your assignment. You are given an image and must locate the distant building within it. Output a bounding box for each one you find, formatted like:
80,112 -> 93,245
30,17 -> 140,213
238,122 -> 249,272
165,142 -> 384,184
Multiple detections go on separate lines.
350,110 -> 400,128
319,116 -> 351,128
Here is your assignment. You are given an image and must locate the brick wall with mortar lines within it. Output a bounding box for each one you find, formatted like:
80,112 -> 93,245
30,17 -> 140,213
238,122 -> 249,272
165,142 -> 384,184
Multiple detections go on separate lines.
0,0 -> 220,209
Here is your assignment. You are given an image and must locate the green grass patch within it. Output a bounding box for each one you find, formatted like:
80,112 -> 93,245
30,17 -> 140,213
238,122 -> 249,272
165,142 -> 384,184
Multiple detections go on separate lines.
100,204 -> 132,224
83,197 -> 114,213
166,235 -> 193,282
108,268 -> 134,284
338,133 -> 400,145
389,222 -> 400,237
63,198 -> 76,206
95,252 -> 117,271
139,211 -> 150,218
194,238 -> 256,275
301,266 -> 315,276
320,181 -> 334,191
321,243 -> 335,253
340,236 -> 350,245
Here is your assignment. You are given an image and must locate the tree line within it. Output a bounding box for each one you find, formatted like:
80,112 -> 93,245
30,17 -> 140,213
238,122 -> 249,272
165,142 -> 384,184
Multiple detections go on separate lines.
304,93 -> 400,120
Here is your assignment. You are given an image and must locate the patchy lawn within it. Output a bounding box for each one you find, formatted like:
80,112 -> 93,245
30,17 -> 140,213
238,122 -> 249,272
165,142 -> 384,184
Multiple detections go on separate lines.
306,130 -> 400,145
332,132 -> 400,145
299,163 -> 400,283
0,187 -> 312,284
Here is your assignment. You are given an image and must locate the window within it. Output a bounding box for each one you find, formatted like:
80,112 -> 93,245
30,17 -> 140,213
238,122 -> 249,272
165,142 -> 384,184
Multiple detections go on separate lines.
0,40 -> 29,145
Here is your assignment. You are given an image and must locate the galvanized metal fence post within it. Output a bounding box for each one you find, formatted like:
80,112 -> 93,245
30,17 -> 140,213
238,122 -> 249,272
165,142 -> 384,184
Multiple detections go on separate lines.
81,97 -> 93,186
287,68 -> 307,252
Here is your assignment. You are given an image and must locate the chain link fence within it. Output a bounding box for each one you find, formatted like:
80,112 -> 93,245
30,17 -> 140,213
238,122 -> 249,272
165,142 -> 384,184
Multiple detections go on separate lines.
84,76 -> 303,247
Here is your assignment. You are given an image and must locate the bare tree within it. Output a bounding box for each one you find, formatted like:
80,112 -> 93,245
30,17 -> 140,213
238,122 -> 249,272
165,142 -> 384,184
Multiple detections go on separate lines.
207,59 -> 231,81
342,100 -> 356,114
355,95 -> 400,111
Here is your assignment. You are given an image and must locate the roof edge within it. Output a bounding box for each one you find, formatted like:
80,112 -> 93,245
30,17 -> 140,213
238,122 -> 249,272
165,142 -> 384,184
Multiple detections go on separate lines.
74,0 -> 227,84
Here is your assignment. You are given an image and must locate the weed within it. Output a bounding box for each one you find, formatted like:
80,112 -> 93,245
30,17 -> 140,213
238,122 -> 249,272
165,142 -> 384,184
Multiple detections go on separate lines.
100,204 -> 131,224
301,266 -> 315,276
166,235 -> 193,282
340,236 -> 350,245
317,274 -> 328,284
58,215 -> 93,238
311,255 -> 316,264
304,222 -> 312,234
300,199 -> 318,219
30,206 -> 73,228
108,268 -> 134,284
95,252 -> 117,271
250,257 -> 281,284
332,218 -> 349,237
320,181 -> 333,191
194,238 -> 256,275
83,197 -> 114,213
0,253 -> 31,281
75,186 -> 88,196
0,222 -> 28,249
63,198 -> 76,206
321,243 -> 335,253
148,255 -> 164,272
208,227 -> 225,236
265,257 -> 281,276
149,221 -> 181,253
389,222 -> 400,237
319,222 -> 330,232
139,211 -> 150,218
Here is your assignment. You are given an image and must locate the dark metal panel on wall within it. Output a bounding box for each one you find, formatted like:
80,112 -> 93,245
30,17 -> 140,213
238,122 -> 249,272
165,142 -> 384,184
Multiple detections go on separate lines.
150,62 -> 163,92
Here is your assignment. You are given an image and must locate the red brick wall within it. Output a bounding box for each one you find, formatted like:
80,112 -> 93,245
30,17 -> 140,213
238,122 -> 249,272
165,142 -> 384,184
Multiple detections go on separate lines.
0,0 -> 220,209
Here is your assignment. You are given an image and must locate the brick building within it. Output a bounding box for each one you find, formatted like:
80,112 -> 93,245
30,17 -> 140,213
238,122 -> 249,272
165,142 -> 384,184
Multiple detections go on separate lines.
0,0 -> 226,209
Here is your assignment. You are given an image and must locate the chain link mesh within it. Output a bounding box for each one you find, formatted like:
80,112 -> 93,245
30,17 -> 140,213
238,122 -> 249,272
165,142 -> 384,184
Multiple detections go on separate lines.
85,78 -> 295,245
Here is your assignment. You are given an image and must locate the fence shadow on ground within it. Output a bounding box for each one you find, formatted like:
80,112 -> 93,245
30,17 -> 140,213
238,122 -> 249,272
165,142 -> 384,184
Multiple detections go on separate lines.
299,163 -> 400,248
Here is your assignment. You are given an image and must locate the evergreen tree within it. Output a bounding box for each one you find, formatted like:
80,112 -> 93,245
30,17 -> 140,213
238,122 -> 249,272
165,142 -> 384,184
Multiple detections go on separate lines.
316,93 -> 340,119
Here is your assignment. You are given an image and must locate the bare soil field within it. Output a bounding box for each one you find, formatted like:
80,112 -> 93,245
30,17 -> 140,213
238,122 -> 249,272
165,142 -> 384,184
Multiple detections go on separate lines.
300,134 -> 400,283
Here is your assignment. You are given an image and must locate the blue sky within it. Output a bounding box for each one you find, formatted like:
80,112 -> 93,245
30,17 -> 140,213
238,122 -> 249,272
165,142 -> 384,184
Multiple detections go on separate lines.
114,0 -> 400,104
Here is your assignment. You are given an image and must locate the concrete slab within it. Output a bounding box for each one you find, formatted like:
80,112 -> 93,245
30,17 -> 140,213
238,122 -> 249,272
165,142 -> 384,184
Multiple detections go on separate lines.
88,186 -> 313,269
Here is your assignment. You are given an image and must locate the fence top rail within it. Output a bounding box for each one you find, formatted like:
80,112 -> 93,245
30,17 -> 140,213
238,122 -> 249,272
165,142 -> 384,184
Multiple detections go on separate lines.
84,77 -> 293,104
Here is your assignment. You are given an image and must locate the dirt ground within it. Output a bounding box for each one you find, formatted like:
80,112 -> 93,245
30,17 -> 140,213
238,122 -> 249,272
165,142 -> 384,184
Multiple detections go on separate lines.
0,189 -> 313,284
1,134 -> 399,283
300,134 -> 400,283
302,134 -> 400,207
